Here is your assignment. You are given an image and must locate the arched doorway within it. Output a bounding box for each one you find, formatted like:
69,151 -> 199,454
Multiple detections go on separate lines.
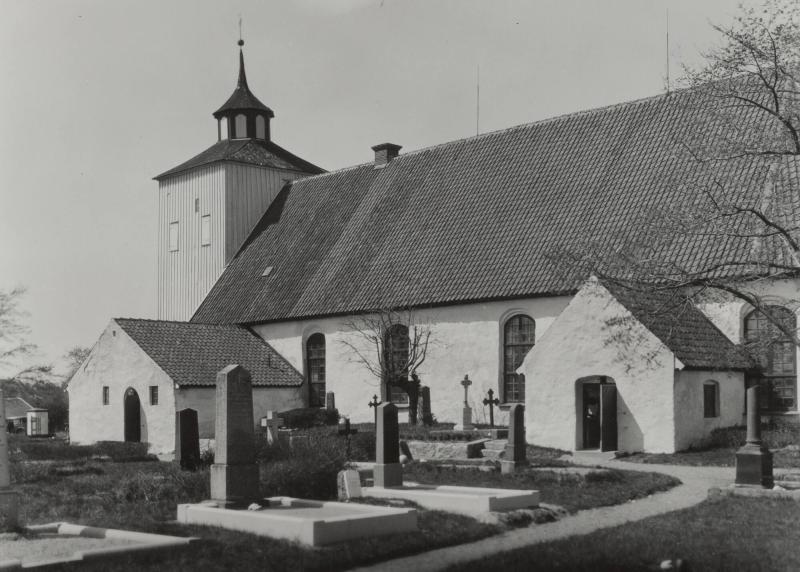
124,388 -> 141,442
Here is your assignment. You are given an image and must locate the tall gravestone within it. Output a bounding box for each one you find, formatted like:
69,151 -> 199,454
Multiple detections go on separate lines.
0,389 -> 19,530
735,382 -> 773,488
211,365 -> 260,504
501,403 -> 527,474
460,375 -> 474,430
175,408 -> 201,470
374,402 -> 402,487
418,386 -> 433,426
326,392 -> 336,412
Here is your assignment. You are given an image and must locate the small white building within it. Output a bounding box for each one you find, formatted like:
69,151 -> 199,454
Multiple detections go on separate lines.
68,319 -> 304,455
4,397 -> 49,436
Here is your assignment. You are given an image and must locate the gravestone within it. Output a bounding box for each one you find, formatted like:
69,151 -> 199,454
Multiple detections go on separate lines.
175,408 -> 200,470
262,410 -> 281,446
735,383 -> 773,488
0,389 -> 19,530
460,375 -> 474,430
337,469 -> 363,500
210,365 -> 260,504
418,386 -> 433,426
374,402 -> 402,487
501,403 -> 527,474
326,392 -> 336,412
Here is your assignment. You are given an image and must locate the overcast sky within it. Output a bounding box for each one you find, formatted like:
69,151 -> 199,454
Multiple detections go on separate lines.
0,0 -> 749,374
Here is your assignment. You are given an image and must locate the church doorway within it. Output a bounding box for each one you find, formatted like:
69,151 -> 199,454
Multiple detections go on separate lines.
578,377 -> 617,451
124,388 -> 141,443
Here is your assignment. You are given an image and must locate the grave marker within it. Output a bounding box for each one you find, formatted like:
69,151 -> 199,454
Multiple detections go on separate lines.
735,382 -> 774,488
262,410 -> 281,446
482,389 -> 500,428
0,389 -> 19,531
501,403 -> 527,474
210,364 -> 260,504
418,386 -> 433,425
374,402 -> 402,487
175,408 -> 201,470
337,469 -> 363,500
368,394 -> 381,425
326,392 -> 336,412
460,375 -> 474,430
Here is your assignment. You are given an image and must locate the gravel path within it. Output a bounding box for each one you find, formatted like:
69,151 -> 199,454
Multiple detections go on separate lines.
349,459 -> 733,572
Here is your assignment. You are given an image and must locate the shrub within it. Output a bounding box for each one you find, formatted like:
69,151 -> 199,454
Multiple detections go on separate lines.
280,407 -> 340,429
9,435 -> 155,462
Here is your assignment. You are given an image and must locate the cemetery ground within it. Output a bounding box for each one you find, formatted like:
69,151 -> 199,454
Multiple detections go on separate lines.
8,429 -> 679,571
620,420 -> 800,468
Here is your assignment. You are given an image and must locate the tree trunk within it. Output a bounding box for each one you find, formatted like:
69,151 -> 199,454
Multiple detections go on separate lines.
406,384 -> 419,425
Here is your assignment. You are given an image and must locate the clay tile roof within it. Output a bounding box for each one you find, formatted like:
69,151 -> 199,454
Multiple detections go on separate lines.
4,397 -> 34,419
600,279 -> 754,370
154,139 -> 324,180
191,87 -> 799,325
114,319 -> 302,387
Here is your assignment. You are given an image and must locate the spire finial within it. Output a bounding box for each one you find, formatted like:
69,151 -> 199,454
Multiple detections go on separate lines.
238,15 -> 244,47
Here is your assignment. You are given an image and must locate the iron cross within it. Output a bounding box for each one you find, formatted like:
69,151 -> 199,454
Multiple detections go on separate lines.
483,388 -> 500,427
461,375 -> 472,405
368,394 -> 381,424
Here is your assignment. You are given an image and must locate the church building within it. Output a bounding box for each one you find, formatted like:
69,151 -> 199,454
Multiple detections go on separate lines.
69,41 -> 800,456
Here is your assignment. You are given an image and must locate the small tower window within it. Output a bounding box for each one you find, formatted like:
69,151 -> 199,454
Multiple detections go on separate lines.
169,221 -> 179,252
201,215 -> 211,246
219,117 -> 229,140
256,115 -> 266,140
235,114 -> 247,138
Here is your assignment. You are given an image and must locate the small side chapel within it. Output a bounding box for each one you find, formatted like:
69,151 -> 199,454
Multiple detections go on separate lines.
69,40 -> 800,456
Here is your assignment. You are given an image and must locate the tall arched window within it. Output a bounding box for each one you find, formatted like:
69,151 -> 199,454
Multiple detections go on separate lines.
255,115 -> 266,140
383,324 -> 409,404
745,306 -> 797,411
234,113 -> 247,138
218,117 -> 229,141
503,315 -> 535,402
306,333 -> 326,407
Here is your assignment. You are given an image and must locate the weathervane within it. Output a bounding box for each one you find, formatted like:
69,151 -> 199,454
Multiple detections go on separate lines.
238,15 -> 244,47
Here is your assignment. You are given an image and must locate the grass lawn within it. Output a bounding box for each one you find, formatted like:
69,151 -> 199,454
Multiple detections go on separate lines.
403,463 -> 680,514
445,496 -> 800,572
621,422 -> 800,468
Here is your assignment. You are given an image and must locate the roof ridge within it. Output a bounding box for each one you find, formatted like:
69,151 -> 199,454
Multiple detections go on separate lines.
114,317 -> 243,328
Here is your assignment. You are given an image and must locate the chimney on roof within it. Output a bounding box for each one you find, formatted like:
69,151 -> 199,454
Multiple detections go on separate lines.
371,143 -> 401,168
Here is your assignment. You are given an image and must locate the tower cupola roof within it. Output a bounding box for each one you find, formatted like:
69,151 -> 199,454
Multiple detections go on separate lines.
213,44 -> 274,119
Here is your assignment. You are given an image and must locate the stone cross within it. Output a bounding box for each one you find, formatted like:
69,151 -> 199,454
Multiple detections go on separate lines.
460,375 -> 472,405
262,410 -> 281,446
374,402 -> 402,487
210,364 -> 260,505
368,394 -> 381,425
482,389 -> 500,428
501,403 -> 527,474
0,389 -> 19,530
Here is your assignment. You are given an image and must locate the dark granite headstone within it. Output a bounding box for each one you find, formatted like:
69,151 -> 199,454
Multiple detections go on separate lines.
210,364 -> 260,504
175,408 -> 200,470
501,403 -> 527,474
418,386 -> 433,425
326,391 -> 336,411
374,402 -> 402,487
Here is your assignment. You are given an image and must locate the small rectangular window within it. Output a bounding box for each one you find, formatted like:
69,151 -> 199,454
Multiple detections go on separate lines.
194,198 -> 200,213
201,215 -> 211,246
704,383 -> 718,418
102,386 -> 109,405
149,386 -> 159,406
169,221 -> 179,252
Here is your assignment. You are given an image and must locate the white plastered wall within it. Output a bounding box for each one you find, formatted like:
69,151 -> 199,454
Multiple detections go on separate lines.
521,280 -> 678,453
67,320 -> 177,455
175,385 -> 305,439
253,297 -> 571,425
673,369 -> 745,451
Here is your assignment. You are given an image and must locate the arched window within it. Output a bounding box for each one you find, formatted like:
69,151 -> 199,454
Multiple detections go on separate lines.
745,306 -> 797,411
503,315 -> 535,402
218,117 -> 228,141
234,114 -> 247,138
306,333 -> 326,407
703,380 -> 720,418
255,115 -> 266,140
383,324 -> 409,404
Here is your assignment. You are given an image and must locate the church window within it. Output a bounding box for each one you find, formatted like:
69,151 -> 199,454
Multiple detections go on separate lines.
503,314 -> 535,402
703,380 -> 719,418
383,324 -> 410,404
219,117 -> 229,140
234,114 -> 247,138
745,306 -> 797,411
256,115 -> 266,139
307,334 -> 326,407
102,386 -> 109,405
149,386 -> 159,406
201,215 -> 211,246
168,221 -> 179,252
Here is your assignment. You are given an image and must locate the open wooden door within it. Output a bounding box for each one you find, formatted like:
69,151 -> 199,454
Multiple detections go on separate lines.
600,383 -> 617,452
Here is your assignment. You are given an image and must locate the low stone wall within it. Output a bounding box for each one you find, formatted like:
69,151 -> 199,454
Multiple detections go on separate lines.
405,439 -> 489,460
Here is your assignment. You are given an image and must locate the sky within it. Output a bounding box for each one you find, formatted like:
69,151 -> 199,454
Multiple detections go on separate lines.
0,0 -> 751,375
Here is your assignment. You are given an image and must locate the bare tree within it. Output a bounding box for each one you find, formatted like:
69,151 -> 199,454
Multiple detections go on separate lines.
340,307 -> 431,425
0,287 -> 36,373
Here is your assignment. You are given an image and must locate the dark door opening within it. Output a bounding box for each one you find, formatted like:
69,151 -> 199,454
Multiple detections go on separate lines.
124,388 -> 141,443
600,383 -> 618,451
582,384 -> 601,449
